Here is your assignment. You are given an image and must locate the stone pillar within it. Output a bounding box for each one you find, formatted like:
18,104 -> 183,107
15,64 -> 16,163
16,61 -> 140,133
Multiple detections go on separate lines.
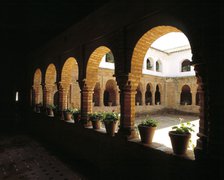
177,91 -> 181,106
151,91 -> 155,105
58,82 -> 69,111
42,83 -> 47,107
117,77 -> 138,139
194,64 -> 208,160
45,84 -> 54,105
99,88 -> 104,107
115,89 -> 120,106
142,89 -> 146,105
81,86 -> 94,125
192,90 -> 196,105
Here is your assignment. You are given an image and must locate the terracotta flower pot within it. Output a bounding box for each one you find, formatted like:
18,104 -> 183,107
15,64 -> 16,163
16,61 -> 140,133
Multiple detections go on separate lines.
169,131 -> 191,155
64,112 -> 73,121
92,120 -> 101,129
138,126 -> 156,144
47,108 -> 54,116
104,120 -> 118,136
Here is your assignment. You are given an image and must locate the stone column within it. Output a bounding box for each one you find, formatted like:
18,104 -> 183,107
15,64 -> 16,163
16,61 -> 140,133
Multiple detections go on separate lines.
151,91 -> 155,105
116,77 -> 138,139
115,89 -> 120,106
191,90 -> 196,105
42,83 -> 47,108
99,88 -> 104,107
194,64 -> 208,160
142,89 -> 146,106
177,91 -> 181,106
45,84 -> 54,106
81,86 -> 94,125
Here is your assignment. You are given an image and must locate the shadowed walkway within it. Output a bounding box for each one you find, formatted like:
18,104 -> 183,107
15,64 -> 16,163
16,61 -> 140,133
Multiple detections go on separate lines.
0,134 -> 88,180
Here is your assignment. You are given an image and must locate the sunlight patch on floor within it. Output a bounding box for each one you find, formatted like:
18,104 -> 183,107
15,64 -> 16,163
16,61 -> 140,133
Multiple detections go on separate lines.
152,119 -> 199,150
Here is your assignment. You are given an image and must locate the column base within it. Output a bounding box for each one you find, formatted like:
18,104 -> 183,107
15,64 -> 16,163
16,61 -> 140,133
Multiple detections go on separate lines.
117,127 -> 139,140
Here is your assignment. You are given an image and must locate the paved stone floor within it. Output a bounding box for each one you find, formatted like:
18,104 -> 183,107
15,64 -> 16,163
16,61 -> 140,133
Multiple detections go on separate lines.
0,134 -> 87,180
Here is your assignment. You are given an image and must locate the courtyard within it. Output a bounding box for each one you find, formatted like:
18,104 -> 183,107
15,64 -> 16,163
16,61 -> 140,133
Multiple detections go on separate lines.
135,113 -> 199,151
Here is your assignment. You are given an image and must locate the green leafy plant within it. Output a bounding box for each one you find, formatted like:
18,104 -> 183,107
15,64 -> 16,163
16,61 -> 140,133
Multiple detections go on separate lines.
171,118 -> 195,134
102,111 -> 120,122
88,112 -> 103,121
47,104 -> 56,110
65,107 -> 75,114
138,118 -> 158,127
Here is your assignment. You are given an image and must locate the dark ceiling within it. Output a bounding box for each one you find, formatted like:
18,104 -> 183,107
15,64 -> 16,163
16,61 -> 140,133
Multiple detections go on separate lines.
0,0 -> 110,90
1,0 -> 110,55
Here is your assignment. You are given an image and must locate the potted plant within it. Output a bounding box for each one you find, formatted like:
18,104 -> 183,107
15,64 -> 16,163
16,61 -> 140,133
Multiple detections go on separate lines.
88,112 -> 103,129
169,118 -> 195,155
64,107 -> 74,121
73,108 -> 81,123
138,118 -> 158,144
102,111 -> 120,136
35,103 -> 42,113
46,104 -> 56,116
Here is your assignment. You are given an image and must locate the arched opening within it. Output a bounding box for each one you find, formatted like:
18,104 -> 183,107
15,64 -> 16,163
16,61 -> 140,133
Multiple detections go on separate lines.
93,82 -> 101,106
45,64 -> 57,106
33,68 -> 43,105
155,85 -> 161,105
145,83 -> 153,105
130,25 -> 199,153
104,79 -> 117,106
135,83 -> 143,105
181,59 -> 191,72
61,57 -> 80,109
146,57 -> 153,70
156,60 -> 162,72
86,46 -> 113,89
180,85 -> 192,105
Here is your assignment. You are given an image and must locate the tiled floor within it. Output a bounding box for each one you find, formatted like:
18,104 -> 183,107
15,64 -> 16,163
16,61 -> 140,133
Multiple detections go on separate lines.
0,134 -> 87,180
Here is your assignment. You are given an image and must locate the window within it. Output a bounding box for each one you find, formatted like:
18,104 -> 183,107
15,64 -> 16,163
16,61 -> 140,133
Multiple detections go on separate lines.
181,60 -> 191,72
105,51 -> 114,63
156,60 -> 162,72
146,58 -> 153,70
15,91 -> 19,102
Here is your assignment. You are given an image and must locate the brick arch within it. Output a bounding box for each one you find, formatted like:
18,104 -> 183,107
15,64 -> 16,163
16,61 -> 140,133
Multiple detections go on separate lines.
33,68 -> 43,104
61,57 -> 79,88
33,68 -> 42,86
45,64 -> 57,85
104,79 -> 118,106
86,46 -> 112,89
131,26 -> 180,85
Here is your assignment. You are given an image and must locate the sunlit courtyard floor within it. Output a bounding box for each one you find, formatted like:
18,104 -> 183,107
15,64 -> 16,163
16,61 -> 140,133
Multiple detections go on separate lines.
135,114 -> 199,151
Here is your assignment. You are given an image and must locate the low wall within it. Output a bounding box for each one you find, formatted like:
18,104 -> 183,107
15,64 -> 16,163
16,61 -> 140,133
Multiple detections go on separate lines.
26,112 -> 210,180
93,105 -> 199,115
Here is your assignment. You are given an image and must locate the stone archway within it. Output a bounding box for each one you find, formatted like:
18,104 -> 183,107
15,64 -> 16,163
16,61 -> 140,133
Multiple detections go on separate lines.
104,79 -> 118,106
33,68 -> 43,105
155,84 -> 161,105
93,82 -> 101,106
180,85 -> 192,105
82,46 -> 115,123
86,46 -> 113,89
45,64 -> 57,106
145,83 -> 153,105
61,57 -> 80,110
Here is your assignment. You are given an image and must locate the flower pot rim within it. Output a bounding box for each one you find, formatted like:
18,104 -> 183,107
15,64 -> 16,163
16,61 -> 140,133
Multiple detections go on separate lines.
138,125 -> 157,128
169,131 -> 191,136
